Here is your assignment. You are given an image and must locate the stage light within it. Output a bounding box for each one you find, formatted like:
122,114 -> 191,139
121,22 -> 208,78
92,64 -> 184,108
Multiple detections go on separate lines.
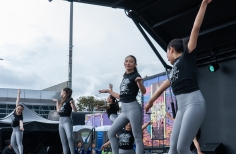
208,57 -> 220,73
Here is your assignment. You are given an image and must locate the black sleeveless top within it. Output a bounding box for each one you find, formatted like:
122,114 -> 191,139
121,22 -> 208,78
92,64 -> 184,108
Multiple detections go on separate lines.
106,104 -> 118,118
118,129 -> 134,150
58,98 -> 73,117
11,111 -> 23,127
169,47 -> 199,95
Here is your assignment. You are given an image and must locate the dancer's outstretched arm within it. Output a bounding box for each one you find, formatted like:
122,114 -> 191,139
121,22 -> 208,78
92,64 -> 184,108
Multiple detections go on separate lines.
16,89 -> 21,107
188,0 -> 212,53
142,121 -> 153,130
99,89 -> 120,99
145,80 -> 170,113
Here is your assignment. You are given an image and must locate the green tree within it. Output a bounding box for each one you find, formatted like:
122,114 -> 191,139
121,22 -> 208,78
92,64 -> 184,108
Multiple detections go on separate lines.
76,96 -> 106,111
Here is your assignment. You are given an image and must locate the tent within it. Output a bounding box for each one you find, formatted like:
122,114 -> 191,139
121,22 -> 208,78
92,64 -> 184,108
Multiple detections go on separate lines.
0,104 -> 62,154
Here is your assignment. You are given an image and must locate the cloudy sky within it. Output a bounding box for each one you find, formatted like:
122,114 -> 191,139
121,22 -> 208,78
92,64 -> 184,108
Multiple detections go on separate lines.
0,0 -> 169,99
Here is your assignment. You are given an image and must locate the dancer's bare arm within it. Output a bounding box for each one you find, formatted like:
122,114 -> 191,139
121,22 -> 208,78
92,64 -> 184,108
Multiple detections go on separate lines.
188,0 -> 212,53
16,89 -> 21,107
99,89 -> 120,99
145,80 -> 170,113
142,121 -> 153,130
70,100 -> 77,112
52,99 -> 60,112
101,141 -> 111,150
166,112 -> 175,121
135,77 -> 146,94
19,120 -> 24,131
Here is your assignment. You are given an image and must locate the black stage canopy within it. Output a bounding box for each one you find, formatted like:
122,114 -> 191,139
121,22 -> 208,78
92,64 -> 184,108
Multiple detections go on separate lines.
69,0 -> 236,67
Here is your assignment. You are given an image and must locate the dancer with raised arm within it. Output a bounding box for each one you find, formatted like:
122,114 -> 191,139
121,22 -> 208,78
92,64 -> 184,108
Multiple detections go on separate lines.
145,1 -> 211,153
53,87 -> 77,154
97,84 -> 119,123
99,55 -> 146,154
11,89 -> 24,154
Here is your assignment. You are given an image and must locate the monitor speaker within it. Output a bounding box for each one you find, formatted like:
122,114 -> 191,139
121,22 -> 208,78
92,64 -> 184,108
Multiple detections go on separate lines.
201,143 -> 225,154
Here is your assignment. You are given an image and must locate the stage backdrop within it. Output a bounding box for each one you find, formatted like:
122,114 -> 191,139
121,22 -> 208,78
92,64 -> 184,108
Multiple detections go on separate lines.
142,72 -> 176,147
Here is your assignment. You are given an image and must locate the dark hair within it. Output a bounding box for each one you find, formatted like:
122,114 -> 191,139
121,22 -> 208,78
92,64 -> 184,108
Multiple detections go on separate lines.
124,55 -> 138,76
92,142 -> 95,144
5,139 -> 10,146
109,95 -> 120,111
167,38 -> 188,53
77,141 -> 82,144
60,87 -> 72,108
17,104 -> 24,109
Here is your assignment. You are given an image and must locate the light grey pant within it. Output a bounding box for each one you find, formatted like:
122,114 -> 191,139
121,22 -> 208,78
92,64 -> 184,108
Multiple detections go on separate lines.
11,126 -> 23,154
108,101 -> 143,154
59,117 -> 75,154
119,149 -> 135,154
109,114 -> 118,123
168,90 -> 206,154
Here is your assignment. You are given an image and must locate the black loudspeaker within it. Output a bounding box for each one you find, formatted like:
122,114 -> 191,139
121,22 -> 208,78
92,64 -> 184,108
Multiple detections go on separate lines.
201,143 -> 225,154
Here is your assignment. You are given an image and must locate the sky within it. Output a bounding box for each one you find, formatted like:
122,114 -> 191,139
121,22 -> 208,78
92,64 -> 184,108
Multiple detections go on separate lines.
0,0 -> 169,99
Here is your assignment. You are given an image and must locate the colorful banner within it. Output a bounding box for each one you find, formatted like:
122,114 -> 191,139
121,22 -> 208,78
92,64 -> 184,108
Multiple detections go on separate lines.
142,73 -> 176,147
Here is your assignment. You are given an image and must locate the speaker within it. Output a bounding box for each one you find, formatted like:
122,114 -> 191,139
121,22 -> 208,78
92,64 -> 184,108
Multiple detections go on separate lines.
201,143 -> 225,154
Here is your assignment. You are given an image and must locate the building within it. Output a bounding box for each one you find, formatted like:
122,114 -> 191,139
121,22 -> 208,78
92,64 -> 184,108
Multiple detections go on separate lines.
0,88 -> 60,119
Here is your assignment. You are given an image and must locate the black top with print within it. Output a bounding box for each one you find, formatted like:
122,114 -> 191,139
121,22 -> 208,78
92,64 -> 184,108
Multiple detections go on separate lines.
118,129 -> 134,150
11,111 -> 23,127
169,47 -> 199,95
120,72 -> 141,103
106,104 -> 118,118
58,97 -> 73,117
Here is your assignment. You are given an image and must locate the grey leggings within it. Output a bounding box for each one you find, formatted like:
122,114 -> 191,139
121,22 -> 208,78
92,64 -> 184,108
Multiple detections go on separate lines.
119,149 -> 135,154
109,114 -> 118,123
108,101 -> 143,154
59,117 -> 75,154
11,126 -> 23,154
168,90 -> 206,154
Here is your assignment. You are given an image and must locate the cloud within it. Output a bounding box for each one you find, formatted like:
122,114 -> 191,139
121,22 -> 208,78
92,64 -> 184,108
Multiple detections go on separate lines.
0,0 -> 169,99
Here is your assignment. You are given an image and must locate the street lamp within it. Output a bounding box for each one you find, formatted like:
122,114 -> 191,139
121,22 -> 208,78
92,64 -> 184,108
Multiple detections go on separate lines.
49,0 -> 73,89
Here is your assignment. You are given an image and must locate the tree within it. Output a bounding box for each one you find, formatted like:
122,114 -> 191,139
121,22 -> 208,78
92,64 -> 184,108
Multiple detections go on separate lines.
76,96 -> 106,111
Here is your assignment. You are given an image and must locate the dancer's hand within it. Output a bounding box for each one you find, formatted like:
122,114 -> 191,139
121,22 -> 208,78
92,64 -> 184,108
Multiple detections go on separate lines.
166,112 -> 172,119
101,144 -> 107,150
145,102 -> 153,113
20,126 -> 24,131
135,77 -> 143,83
18,89 -> 21,94
98,89 -> 110,94
148,121 -> 153,125
109,83 -> 113,91
52,99 -> 58,103
203,0 -> 212,4
70,100 -> 74,104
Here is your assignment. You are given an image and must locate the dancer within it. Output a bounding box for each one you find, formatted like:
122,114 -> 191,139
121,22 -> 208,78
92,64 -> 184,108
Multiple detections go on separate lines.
101,121 -> 152,154
145,0 -> 211,153
99,55 -> 146,154
11,89 -> 24,154
53,87 -> 77,154
166,113 -> 203,154
97,84 -> 119,123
